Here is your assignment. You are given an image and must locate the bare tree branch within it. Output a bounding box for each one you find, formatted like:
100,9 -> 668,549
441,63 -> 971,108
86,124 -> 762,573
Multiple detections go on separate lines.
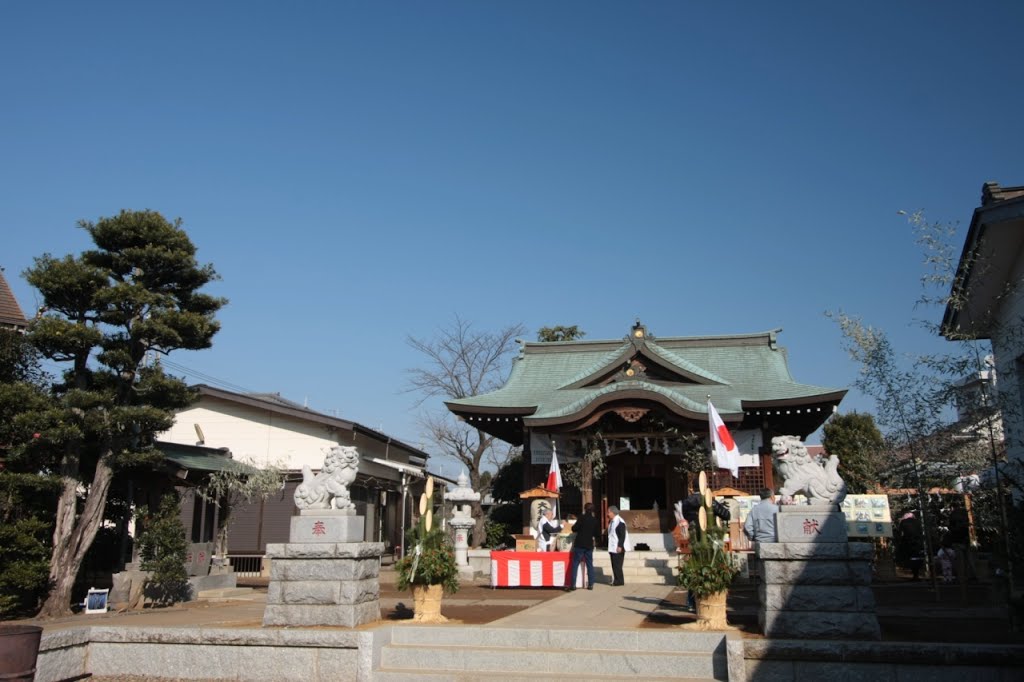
406,316 -> 525,546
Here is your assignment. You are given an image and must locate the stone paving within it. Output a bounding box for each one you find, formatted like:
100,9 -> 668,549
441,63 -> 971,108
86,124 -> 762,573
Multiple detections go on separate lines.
30,579 -> 666,633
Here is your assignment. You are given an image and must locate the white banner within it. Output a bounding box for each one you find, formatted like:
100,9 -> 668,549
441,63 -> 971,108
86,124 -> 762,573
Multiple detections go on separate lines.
732,429 -> 763,467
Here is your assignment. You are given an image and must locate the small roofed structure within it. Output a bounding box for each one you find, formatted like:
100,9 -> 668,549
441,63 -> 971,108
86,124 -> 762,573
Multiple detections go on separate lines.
519,485 -> 560,499
711,486 -> 749,498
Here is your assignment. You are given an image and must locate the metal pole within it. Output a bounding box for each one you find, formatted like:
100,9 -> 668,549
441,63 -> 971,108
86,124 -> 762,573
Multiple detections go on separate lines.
399,472 -> 407,559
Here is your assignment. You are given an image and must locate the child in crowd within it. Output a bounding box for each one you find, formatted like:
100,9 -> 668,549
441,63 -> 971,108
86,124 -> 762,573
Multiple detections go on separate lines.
936,539 -> 956,583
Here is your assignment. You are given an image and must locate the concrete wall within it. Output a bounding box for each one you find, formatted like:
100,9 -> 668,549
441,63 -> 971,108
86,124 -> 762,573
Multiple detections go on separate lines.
37,627 -> 372,682
38,626 -> 1024,682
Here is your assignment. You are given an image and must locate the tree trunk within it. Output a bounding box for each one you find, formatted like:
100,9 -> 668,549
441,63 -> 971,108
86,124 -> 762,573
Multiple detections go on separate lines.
37,456 -> 115,618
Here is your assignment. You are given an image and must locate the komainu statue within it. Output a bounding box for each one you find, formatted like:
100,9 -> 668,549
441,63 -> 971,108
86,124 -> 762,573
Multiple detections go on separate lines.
771,435 -> 847,506
294,445 -> 360,512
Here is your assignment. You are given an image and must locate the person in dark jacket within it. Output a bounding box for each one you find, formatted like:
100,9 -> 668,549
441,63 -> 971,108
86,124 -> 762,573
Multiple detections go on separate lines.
896,511 -> 925,580
680,492 -> 731,541
566,503 -> 599,591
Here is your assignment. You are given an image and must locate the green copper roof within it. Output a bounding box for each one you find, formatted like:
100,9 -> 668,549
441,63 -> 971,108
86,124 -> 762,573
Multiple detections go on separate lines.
158,441 -> 255,475
446,328 -> 845,429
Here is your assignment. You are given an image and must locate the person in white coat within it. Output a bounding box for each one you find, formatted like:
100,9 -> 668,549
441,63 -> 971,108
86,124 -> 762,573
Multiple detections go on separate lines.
606,506 -> 630,586
536,509 -> 561,552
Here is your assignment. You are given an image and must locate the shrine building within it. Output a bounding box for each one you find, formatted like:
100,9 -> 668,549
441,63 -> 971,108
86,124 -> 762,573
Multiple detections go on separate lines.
446,322 -> 846,526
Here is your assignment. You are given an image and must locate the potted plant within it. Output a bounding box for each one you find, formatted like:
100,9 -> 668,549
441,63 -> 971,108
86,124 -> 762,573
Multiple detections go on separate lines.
395,476 -> 459,622
676,474 -> 738,630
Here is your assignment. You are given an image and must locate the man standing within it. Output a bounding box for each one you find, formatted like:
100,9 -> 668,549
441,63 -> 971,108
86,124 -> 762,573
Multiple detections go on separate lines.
743,489 -> 779,544
606,506 -> 629,586
567,503 -> 598,590
536,508 -> 561,552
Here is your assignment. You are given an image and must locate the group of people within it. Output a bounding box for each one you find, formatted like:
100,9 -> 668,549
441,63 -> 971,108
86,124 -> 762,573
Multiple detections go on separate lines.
895,507 -> 974,583
535,504 -> 630,589
532,488 -> 784,594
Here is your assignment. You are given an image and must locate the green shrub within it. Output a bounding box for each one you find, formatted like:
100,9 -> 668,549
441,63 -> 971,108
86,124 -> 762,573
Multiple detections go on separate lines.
0,517 -> 52,618
484,503 -> 520,548
676,538 -> 738,597
396,480 -> 459,594
676,496 -> 738,598
137,494 -> 190,606
396,515 -> 459,593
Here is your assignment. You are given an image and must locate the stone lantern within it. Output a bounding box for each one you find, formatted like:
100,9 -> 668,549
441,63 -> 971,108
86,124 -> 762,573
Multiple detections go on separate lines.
444,471 -> 480,580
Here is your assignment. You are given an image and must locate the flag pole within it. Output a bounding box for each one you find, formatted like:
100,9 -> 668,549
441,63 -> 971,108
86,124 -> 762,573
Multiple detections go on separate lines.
706,394 -> 713,482
551,440 -> 558,521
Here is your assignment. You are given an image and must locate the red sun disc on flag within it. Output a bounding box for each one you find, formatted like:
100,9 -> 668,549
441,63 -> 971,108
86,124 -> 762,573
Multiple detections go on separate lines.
716,424 -> 735,451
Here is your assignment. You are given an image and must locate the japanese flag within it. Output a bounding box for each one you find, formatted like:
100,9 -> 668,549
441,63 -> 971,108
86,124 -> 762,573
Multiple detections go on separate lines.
708,400 -> 740,478
546,444 -> 562,492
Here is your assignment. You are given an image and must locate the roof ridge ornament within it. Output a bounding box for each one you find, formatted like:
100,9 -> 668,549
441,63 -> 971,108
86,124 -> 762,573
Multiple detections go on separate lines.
629,320 -> 651,348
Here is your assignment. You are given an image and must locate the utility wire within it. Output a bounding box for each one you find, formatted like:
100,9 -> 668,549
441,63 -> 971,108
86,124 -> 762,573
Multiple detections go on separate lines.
159,358 -> 256,395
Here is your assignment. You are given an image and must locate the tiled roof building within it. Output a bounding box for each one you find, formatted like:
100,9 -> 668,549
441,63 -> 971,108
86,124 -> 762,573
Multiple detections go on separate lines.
0,269 -> 28,331
447,322 -> 846,532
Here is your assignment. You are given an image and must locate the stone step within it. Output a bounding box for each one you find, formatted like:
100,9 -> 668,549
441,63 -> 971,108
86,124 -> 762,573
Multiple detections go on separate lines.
195,587 -> 255,600
390,626 -> 726,653
577,570 -> 676,585
592,554 -> 677,565
373,671 -> 718,681
380,645 -> 723,679
376,627 -> 727,681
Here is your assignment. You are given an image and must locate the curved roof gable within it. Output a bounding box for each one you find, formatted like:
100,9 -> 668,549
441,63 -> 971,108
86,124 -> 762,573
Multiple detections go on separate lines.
446,324 -> 846,439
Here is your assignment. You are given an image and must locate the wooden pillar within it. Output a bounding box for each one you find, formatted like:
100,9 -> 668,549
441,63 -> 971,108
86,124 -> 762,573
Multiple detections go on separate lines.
581,457 -> 593,511
761,451 -> 775,492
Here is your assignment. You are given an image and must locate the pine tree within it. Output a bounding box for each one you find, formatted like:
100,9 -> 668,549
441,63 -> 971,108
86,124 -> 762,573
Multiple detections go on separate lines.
17,210 -> 224,617
822,412 -> 885,494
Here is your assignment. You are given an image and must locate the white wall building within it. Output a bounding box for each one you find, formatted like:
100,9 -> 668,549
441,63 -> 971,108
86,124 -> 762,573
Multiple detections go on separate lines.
942,181 -> 1024,496
160,384 -> 430,559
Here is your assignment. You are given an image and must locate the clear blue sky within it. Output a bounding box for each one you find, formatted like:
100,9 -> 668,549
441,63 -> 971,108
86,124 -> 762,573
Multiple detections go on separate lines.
3,2 -> 1022,473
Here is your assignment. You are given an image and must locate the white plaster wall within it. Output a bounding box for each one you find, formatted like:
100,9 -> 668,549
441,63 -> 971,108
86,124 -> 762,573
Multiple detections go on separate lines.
991,273 -> 1024,484
162,399 -> 339,470
160,395 -> 421,472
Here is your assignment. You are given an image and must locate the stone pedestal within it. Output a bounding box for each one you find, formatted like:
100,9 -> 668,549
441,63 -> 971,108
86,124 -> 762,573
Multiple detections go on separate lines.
262,510 -> 383,628
450,517 -> 476,581
757,505 -> 880,640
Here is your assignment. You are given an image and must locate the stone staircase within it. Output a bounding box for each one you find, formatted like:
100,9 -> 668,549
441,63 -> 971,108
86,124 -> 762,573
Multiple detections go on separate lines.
371,626 -> 728,681
590,550 -> 678,585
195,587 -> 256,601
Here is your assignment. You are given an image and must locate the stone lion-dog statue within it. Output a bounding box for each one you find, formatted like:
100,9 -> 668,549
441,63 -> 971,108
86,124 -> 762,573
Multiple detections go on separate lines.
771,435 -> 847,506
293,445 -> 359,512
